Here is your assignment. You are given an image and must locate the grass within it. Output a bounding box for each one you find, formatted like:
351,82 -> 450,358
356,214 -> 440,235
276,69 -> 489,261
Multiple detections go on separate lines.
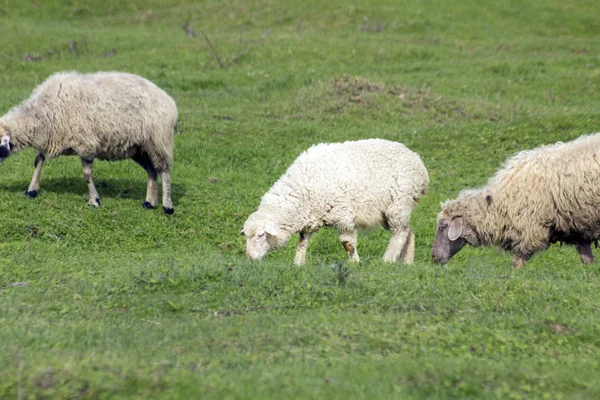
1,0 -> 600,397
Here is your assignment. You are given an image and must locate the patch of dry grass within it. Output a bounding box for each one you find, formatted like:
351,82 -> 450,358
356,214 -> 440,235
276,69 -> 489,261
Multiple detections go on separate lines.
290,75 -> 509,124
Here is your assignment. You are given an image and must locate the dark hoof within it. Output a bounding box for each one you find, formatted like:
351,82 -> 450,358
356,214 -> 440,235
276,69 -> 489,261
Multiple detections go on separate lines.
24,190 -> 37,198
88,198 -> 101,207
142,201 -> 155,209
163,207 -> 174,215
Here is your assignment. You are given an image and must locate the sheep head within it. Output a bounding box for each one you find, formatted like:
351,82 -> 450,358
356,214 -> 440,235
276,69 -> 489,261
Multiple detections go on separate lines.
432,213 -> 469,263
432,192 -> 484,263
433,190 -> 496,263
242,211 -> 285,261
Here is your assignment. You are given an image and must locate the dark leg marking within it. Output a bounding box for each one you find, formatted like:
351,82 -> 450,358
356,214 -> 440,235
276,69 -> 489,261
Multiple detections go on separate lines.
34,153 -> 45,168
342,241 -> 355,258
133,150 -> 159,208
132,151 -> 158,178
24,190 -> 37,198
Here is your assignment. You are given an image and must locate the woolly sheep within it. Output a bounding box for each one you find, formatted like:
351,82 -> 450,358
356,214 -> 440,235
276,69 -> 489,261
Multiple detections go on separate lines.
432,132 -> 600,268
242,138 -> 429,264
0,71 -> 178,213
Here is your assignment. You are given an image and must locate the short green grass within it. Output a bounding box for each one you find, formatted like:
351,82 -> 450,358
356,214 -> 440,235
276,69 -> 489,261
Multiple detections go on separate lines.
1,0 -> 600,398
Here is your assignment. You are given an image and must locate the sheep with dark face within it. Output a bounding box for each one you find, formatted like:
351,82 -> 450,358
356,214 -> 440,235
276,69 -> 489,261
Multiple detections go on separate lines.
243,139 -> 429,265
0,71 -> 178,213
432,133 -> 600,268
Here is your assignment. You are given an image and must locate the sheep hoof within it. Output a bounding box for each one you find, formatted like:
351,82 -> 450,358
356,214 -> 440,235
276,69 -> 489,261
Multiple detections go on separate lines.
88,198 -> 101,207
163,207 -> 174,215
24,190 -> 37,199
142,201 -> 155,209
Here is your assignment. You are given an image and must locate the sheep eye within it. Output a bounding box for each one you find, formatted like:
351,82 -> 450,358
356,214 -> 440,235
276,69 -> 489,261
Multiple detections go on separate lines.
257,232 -> 266,238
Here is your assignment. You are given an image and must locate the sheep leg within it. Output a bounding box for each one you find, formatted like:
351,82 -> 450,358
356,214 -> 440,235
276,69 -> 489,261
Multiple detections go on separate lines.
25,153 -> 45,198
576,240 -> 594,264
160,170 -> 174,215
383,205 -> 413,263
294,232 -> 312,265
81,158 -> 100,207
340,231 -> 360,262
131,152 -> 159,209
383,228 -> 410,263
399,228 -> 415,264
511,254 -> 530,269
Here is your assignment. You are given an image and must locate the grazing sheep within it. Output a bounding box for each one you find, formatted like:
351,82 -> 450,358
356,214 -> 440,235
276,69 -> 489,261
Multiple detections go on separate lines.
242,139 -> 429,265
432,132 -> 600,268
0,71 -> 178,214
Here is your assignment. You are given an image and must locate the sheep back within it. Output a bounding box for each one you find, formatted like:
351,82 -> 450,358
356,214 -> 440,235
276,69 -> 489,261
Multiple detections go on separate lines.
261,138 -> 429,232
445,133 -> 600,255
8,71 -> 177,169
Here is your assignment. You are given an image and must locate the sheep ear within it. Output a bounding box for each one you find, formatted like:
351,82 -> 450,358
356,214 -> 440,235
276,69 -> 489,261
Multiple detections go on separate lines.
264,221 -> 279,236
448,217 -> 463,241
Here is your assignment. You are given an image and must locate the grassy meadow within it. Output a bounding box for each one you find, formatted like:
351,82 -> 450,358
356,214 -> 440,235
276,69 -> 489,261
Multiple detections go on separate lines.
1,0 -> 600,397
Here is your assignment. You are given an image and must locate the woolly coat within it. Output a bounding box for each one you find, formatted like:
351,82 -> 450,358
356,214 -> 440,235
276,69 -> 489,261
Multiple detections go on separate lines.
439,132 -> 600,257
244,138 -> 429,248
0,71 -> 177,170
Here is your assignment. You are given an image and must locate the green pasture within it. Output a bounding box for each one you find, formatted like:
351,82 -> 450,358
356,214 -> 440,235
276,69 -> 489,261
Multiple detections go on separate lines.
1,0 -> 600,398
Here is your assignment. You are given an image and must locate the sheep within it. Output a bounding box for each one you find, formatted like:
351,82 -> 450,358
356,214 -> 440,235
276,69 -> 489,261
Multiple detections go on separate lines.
0,71 -> 178,214
432,132 -> 600,268
242,138 -> 429,265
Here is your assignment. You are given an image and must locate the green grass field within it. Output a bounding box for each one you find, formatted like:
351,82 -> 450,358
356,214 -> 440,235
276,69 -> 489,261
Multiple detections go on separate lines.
1,0 -> 600,398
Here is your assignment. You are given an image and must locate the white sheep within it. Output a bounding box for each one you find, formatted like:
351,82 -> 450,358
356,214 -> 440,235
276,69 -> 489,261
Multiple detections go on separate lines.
242,139 -> 429,264
432,132 -> 600,268
0,71 -> 178,213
